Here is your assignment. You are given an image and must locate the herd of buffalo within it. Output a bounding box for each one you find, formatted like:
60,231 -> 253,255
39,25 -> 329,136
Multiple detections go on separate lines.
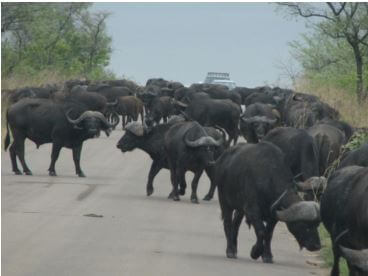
3,77 -> 368,276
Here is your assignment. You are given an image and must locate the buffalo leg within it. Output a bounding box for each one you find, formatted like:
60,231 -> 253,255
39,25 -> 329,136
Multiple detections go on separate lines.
140,111 -> 144,125
168,165 -> 180,201
203,167 -> 216,200
245,206 -> 265,260
190,170 -> 203,204
9,142 -> 21,175
146,161 -> 162,196
72,145 -> 85,177
262,219 -> 277,263
48,143 -> 63,176
178,172 -> 187,196
231,210 -> 244,258
222,207 -> 237,258
122,115 -> 126,129
11,132 -> 32,175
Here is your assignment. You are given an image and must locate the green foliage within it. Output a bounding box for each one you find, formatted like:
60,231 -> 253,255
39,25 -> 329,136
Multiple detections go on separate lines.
1,3 -> 113,79
343,130 -> 368,151
319,225 -> 349,276
289,31 -> 367,95
279,3 -> 368,102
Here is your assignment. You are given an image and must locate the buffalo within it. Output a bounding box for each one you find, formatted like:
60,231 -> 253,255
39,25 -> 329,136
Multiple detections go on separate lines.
239,103 -> 279,143
320,166 -> 368,276
215,142 -> 321,263
263,127 -> 325,200
307,124 -> 346,176
115,96 -> 144,129
338,143 -> 368,169
4,98 -> 113,177
116,122 -> 225,200
183,98 -> 241,146
164,121 -> 224,202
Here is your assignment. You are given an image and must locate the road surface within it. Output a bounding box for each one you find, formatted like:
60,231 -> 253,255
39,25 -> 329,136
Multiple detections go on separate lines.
2,129 -> 324,276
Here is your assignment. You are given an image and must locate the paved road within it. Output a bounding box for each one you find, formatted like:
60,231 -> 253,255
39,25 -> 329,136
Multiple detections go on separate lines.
2,129 -> 324,276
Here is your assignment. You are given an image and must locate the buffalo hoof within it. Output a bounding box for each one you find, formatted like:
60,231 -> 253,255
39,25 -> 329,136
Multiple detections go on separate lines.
146,187 -> 154,196
203,194 -> 212,201
226,249 -> 237,259
172,194 -> 180,201
191,197 -> 199,204
24,170 -> 33,176
250,245 -> 263,260
262,255 -> 273,264
14,170 -> 22,175
77,172 -> 86,177
179,188 -> 186,196
49,171 -> 57,177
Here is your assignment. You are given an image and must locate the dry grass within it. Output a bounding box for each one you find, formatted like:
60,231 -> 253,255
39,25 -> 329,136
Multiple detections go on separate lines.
295,79 -> 368,128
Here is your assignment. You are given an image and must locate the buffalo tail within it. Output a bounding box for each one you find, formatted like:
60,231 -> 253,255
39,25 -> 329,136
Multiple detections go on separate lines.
4,110 -> 10,151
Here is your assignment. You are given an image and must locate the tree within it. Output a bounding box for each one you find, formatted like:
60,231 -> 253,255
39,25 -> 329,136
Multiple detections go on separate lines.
279,3 -> 368,103
1,3 -> 112,79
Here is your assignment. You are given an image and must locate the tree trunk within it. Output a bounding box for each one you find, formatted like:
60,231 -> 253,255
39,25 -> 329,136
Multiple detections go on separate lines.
351,42 -> 365,103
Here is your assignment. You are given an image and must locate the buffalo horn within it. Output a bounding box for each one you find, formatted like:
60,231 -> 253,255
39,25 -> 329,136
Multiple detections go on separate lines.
66,110 -> 114,129
241,115 -> 277,124
184,132 -> 222,148
89,111 -> 115,129
106,99 -> 118,106
173,99 -> 188,108
296,176 -> 327,191
340,246 -> 368,272
276,201 -> 320,222
66,110 -> 96,125
126,122 -> 144,136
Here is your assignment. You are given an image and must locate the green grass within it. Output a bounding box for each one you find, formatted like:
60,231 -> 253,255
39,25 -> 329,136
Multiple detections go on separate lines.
319,225 -> 349,276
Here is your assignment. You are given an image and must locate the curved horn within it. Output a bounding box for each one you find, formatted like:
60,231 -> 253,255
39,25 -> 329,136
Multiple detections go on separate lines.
214,126 -> 227,145
272,109 -> 281,119
89,111 -> 116,129
65,110 -> 96,125
184,132 -> 222,148
173,99 -> 188,108
106,99 -> 118,106
109,112 -> 120,128
276,201 -> 320,222
296,177 -> 327,191
126,122 -> 144,136
240,116 -> 255,123
339,246 -> 368,272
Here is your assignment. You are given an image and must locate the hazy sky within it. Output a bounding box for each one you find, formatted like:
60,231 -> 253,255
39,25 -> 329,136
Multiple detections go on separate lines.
92,2 -> 308,87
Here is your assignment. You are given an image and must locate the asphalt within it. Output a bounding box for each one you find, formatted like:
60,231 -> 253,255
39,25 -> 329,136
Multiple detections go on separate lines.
2,129 -> 324,276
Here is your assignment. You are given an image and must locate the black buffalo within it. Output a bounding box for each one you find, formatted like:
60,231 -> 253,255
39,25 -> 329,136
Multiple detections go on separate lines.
4,98 -> 113,177
320,166 -> 368,276
318,118 -> 354,141
338,143 -> 368,169
183,98 -> 241,146
283,93 -> 339,128
239,103 -> 278,143
164,121 -> 224,202
263,127 -> 324,200
307,124 -> 346,176
115,96 -> 144,129
263,127 -> 319,181
117,122 -> 225,201
215,142 -> 321,263
145,96 -> 179,126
